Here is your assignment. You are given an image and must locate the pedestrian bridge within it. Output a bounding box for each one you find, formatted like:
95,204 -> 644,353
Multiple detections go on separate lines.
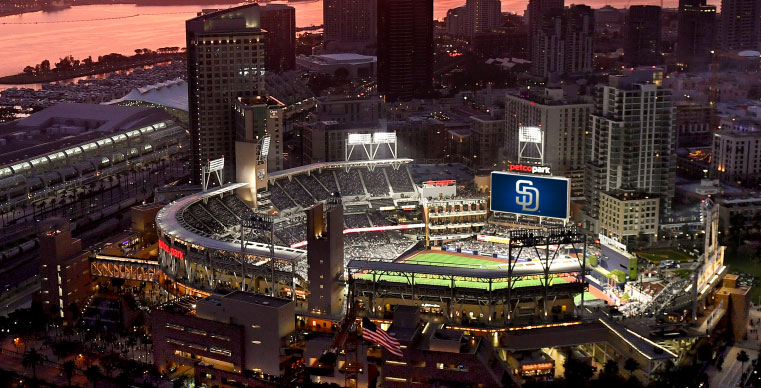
90,254 -> 159,282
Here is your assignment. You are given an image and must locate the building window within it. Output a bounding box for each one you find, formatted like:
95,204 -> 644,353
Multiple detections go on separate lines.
210,347 -> 232,356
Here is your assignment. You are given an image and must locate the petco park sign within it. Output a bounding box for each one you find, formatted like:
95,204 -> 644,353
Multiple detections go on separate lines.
159,240 -> 185,260
509,163 -> 551,174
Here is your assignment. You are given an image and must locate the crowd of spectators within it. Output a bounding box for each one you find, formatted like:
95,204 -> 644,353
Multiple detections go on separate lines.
344,214 -> 371,228
367,211 -> 392,227
206,197 -> 240,227
344,232 -> 416,262
223,195 -> 252,216
275,216 -> 307,246
296,175 -> 331,201
386,167 -> 415,193
314,170 -> 339,194
362,169 -> 390,196
185,203 -> 226,235
268,183 -> 298,210
278,179 -> 315,208
335,169 -> 364,196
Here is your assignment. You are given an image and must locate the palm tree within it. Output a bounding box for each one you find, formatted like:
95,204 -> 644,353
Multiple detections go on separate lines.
738,350 -> 750,373
22,348 -> 44,380
85,365 -> 102,388
624,357 -> 639,376
61,359 -> 76,387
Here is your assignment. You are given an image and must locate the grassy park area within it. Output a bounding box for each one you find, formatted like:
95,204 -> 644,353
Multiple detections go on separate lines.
723,250 -> 761,304
635,248 -> 696,263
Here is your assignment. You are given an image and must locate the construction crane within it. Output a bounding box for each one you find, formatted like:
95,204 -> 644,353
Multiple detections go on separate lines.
315,276 -> 362,388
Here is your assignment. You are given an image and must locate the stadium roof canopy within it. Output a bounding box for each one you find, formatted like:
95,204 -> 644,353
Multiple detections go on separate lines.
268,158 -> 414,180
347,258 -> 583,278
156,183 -> 306,262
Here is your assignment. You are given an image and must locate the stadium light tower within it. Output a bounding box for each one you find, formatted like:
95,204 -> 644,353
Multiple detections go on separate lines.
241,211 -> 276,296
345,132 -> 398,171
518,126 -> 545,165
202,157 -> 225,192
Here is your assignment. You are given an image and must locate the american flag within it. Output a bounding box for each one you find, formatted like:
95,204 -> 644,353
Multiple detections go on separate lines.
361,317 -> 403,357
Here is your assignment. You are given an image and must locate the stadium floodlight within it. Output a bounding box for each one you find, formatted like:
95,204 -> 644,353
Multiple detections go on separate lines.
348,133 -> 372,145
519,126 -> 542,144
260,136 -> 271,158
373,132 -> 397,143
208,157 -> 225,173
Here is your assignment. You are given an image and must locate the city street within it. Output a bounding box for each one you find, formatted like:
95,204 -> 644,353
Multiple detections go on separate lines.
707,306 -> 761,388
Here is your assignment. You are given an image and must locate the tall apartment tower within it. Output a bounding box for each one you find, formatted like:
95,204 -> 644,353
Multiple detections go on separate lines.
260,4 -> 296,72
720,0 -> 761,51
38,218 -> 93,322
377,0 -> 433,102
531,4 -> 594,78
527,0 -> 564,60
323,0 -> 377,51
677,0 -> 717,71
464,0 -> 502,38
504,87 -> 593,198
306,202 -> 345,316
584,68 -> 676,233
186,5 -> 266,184
624,5 -> 662,67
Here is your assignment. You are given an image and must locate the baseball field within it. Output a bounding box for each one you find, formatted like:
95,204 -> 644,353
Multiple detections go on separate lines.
355,250 -> 573,291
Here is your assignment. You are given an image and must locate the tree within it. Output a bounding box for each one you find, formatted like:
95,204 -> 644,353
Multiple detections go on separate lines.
738,350 -> 750,373
623,358 -> 639,376
61,360 -> 76,387
22,348 -> 44,380
85,365 -> 102,388
23,66 -> 35,75
40,59 -> 51,72
564,354 -> 594,387
68,301 -> 80,321
696,343 -> 713,363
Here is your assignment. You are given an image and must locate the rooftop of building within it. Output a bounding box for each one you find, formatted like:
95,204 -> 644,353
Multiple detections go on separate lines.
107,78 -> 188,111
409,163 -> 474,184
222,290 -> 293,308
188,3 -> 263,32
601,190 -> 660,201
714,129 -> 761,138
235,95 -> 285,108
298,53 -> 376,65
0,103 -> 168,167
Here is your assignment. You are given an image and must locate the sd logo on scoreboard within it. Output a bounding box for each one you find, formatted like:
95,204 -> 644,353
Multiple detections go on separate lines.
490,171 -> 570,220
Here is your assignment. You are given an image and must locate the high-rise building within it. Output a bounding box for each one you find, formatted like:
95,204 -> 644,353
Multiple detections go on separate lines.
677,0 -> 716,71
711,130 -> 761,186
624,5 -> 662,67
531,4 -> 594,78
584,68 -> 676,236
445,6 -> 467,37
186,5 -> 266,184
260,4 -> 296,73
377,0 -> 433,102
720,0 -> 761,51
563,5 -> 594,74
323,0 -> 377,51
505,87 -> 593,198
38,218 -> 93,322
464,0 -> 502,38
527,0 -> 564,60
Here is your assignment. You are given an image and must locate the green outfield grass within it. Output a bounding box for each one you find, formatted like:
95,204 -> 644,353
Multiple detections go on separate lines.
355,252 -> 569,290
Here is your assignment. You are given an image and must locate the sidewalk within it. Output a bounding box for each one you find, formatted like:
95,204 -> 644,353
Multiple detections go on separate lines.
706,305 -> 761,388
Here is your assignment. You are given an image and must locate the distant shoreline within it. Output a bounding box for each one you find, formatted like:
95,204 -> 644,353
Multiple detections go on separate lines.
0,0 -> 243,18
0,52 -> 184,85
